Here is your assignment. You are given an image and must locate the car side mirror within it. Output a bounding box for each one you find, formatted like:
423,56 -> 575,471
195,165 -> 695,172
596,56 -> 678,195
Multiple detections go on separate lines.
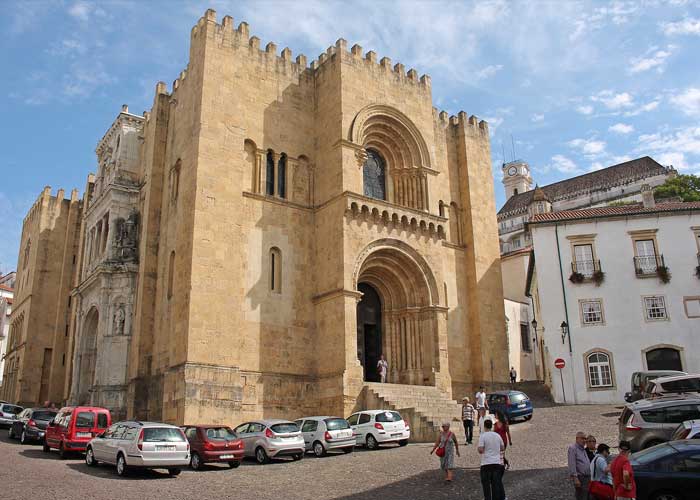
49,419 -> 55,426
624,392 -> 632,403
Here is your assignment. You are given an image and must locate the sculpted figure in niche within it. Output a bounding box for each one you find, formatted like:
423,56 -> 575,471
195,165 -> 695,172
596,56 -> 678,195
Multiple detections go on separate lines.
113,212 -> 140,262
113,306 -> 125,336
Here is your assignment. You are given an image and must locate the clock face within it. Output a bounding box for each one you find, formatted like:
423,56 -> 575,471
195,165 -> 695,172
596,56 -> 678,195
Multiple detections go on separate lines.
508,166 -> 517,176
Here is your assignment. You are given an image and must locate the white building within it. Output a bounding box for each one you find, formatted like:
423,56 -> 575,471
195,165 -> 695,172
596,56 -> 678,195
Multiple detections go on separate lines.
0,272 -> 16,387
527,192 -> 700,404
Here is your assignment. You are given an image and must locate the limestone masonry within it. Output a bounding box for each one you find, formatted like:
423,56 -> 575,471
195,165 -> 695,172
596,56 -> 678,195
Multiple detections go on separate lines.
1,10 -> 508,430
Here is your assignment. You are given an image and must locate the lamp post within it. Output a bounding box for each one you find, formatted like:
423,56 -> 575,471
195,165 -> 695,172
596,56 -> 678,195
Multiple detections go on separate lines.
560,321 -> 569,345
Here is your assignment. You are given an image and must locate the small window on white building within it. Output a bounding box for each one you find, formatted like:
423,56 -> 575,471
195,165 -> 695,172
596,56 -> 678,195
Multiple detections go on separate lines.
580,299 -> 604,325
512,239 -> 521,249
643,296 -> 668,321
684,297 -> 700,318
586,351 -> 613,388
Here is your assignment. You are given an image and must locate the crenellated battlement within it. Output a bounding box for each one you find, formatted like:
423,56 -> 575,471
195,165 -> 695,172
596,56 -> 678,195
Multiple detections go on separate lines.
432,107 -> 489,135
23,186 -> 79,225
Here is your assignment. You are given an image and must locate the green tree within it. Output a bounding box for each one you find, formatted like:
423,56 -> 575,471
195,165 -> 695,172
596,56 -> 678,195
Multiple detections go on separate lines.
654,174 -> 700,202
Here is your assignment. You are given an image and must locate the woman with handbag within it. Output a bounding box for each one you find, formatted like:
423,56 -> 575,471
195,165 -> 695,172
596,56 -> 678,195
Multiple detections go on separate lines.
589,443 -> 614,500
430,422 -> 460,482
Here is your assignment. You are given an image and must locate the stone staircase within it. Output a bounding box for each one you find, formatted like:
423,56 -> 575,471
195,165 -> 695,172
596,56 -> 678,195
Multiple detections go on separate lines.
362,382 -> 465,443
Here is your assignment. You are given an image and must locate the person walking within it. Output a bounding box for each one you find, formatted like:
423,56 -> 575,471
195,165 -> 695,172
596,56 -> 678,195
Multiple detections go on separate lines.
589,443 -> 614,500
461,397 -> 475,444
478,418 -> 505,500
377,354 -> 388,383
430,422 -> 460,482
611,441 -> 636,500
586,435 -> 598,461
568,431 -> 592,500
494,411 -> 512,470
509,367 -> 517,384
475,386 -> 488,424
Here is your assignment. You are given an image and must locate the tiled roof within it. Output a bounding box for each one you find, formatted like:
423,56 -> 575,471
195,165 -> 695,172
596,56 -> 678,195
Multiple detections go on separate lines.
530,201 -> 700,224
498,156 -> 670,216
0,284 -> 13,292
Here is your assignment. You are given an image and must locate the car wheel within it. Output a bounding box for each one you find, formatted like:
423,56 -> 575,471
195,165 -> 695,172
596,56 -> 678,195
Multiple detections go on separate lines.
292,453 -> 303,461
255,447 -> 269,464
228,461 -> 240,469
116,453 -> 128,476
190,452 -> 202,470
58,442 -> 67,460
524,414 -> 533,421
42,440 -> 50,453
398,439 -> 408,447
313,441 -> 326,457
342,447 -> 354,454
85,447 -> 97,467
644,439 -> 664,449
651,490 -> 683,500
168,468 -> 181,476
20,429 -> 28,445
366,434 -> 378,450
8,426 -> 14,439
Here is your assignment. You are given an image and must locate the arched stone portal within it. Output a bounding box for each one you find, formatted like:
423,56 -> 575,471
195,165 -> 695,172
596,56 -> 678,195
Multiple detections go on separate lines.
76,307 -> 99,405
354,240 -> 448,387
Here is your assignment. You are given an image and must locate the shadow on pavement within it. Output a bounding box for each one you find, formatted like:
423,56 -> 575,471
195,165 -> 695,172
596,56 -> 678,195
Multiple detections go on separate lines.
66,462 -> 179,480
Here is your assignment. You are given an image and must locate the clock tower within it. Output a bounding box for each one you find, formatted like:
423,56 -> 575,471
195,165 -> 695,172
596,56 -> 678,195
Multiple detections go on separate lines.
502,160 -> 532,199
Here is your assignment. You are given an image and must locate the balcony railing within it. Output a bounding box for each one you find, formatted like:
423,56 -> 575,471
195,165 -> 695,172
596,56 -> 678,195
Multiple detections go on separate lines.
634,254 -> 665,276
498,222 -> 524,235
571,260 -> 601,278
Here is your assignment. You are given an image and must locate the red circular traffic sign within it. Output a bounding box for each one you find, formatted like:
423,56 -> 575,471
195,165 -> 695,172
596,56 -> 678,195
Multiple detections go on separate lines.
554,358 -> 566,369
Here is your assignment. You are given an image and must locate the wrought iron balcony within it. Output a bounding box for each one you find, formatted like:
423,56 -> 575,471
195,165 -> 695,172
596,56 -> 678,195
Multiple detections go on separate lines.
571,259 -> 601,278
498,222 -> 524,235
634,254 -> 664,276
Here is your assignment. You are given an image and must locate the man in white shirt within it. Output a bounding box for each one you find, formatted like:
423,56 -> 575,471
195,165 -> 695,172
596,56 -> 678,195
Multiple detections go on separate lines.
376,354 -> 388,383
478,419 -> 505,500
475,386 -> 489,424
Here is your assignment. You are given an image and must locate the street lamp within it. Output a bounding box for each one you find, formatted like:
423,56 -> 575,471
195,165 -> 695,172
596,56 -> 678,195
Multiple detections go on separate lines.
560,321 -> 569,345
531,318 -> 538,344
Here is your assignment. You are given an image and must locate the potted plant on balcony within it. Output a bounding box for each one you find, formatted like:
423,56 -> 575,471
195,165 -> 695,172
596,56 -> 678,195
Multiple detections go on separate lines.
656,265 -> 671,284
695,265 -> 700,279
569,271 -> 585,284
592,269 -> 606,286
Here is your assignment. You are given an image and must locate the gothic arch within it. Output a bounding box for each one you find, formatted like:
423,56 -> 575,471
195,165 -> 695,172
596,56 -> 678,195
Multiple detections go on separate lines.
76,306 -> 99,404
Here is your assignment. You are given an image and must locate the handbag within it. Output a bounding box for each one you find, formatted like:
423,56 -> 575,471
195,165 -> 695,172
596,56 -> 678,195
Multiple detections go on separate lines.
588,458 -> 614,500
436,432 -> 452,457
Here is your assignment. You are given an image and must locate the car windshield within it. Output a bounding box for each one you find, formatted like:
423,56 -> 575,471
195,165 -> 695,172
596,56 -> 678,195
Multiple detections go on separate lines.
632,444 -> 677,465
75,412 -> 95,428
325,418 -> 350,430
510,393 -> 527,403
375,411 -> 402,423
32,411 -> 57,421
2,405 -> 23,415
143,427 -> 186,442
205,427 -> 237,440
661,379 -> 700,392
270,423 -> 298,434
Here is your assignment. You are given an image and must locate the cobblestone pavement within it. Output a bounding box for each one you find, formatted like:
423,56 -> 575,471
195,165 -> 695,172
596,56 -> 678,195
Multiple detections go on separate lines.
0,403 -> 620,500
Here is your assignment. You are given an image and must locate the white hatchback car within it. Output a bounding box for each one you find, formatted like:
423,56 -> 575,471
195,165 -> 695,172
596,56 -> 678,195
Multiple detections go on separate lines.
85,421 -> 190,476
295,416 -> 355,457
347,410 -> 410,450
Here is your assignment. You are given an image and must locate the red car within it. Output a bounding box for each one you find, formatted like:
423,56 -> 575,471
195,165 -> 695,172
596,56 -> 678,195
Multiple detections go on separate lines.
182,425 -> 244,470
44,406 -> 111,458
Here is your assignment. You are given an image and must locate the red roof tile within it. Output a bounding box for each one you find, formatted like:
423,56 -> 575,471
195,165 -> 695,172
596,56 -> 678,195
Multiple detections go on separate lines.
530,201 -> 700,224
0,284 -> 13,292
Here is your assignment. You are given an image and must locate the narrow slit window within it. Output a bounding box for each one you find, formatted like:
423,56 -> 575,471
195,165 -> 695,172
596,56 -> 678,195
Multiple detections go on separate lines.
270,247 -> 281,293
278,153 -> 287,199
266,150 -> 275,196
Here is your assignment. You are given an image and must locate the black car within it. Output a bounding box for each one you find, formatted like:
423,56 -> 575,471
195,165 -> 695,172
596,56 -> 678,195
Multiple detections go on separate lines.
9,408 -> 57,445
632,440 -> 700,500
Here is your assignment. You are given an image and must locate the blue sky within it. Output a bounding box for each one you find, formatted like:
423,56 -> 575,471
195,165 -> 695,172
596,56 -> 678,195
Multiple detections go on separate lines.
1,0 -> 699,272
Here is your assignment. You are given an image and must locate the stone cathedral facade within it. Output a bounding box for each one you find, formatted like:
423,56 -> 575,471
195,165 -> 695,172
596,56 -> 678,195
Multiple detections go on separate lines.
2,10 -> 508,425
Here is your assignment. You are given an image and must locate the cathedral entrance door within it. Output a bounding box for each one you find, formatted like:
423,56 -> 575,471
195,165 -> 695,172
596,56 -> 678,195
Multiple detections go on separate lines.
357,283 -> 382,382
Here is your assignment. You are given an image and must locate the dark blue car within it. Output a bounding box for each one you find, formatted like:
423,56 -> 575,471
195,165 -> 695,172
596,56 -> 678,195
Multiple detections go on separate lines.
487,391 -> 533,423
632,441 -> 700,500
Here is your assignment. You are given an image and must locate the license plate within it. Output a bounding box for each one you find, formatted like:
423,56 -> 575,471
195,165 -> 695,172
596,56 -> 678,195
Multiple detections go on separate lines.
156,445 -> 176,451
220,454 -> 234,459
518,403 -> 526,408
76,432 -> 92,438
338,431 -> 352,438
391,433 -> 402,437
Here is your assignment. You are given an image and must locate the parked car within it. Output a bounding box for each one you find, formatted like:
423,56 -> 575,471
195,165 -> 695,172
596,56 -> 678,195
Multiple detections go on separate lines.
0,403 -> 23,428
631,440 -> 700,500
671,419 -> 700,441
619,395 -> 700,451
85,421 -> 190,476
233,419 -> 305,464
625,370 -> 686,403
487,391 -> 533,422
347,410 -> 410,450
182,425 -> 244,470
643,374 -> 700,399
9,408 -> 57,444
295,416 -> 355,457
44,406 -> 111,458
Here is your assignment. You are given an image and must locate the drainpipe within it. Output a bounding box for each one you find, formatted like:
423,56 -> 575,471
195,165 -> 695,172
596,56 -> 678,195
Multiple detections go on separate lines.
555,223 -> 578,404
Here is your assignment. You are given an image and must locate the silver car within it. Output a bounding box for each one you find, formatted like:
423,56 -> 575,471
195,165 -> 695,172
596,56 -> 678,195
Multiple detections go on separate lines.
233,419 -> 305,464
295,416 -> 355,457
85,421 -> 190,476
0,403 -> 23,427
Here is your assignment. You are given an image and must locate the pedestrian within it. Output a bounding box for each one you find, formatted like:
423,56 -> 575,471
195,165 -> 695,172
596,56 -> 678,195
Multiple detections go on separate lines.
494,411 -> 512,470
430,422 -> 460,482
478,418 -> 505,500
461,397 -> 475,444
509,367 -> 517,384
610,441 -> 636,500
475,385 -> 488,424
568,431 -> 592,500
586,435 -> 597,461
589,443 -> 614,500
377,354 -> 388,383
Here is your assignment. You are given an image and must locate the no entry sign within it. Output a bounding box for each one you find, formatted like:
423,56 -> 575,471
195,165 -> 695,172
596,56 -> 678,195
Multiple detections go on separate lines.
554,358 -> 566,369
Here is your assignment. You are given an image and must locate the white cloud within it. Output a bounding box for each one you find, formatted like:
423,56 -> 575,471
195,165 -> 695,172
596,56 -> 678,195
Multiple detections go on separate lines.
661,17 -> 700,36
544,154 -> 580,174
670,87 -> 700,117
475,64 -> 503,80
623,100 -> 660,116
629,45 -> 674,73
47,39 -> 87,57
656,152 -> 689,170
589,161 -> 605,171
68,1 -> 91,22
568,137 -> 607,157
637,126 -> 700,171
577,105 -> 594,115
531,113 -> 544,123
609,123 -> 634,134
591,90 -> 634,110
